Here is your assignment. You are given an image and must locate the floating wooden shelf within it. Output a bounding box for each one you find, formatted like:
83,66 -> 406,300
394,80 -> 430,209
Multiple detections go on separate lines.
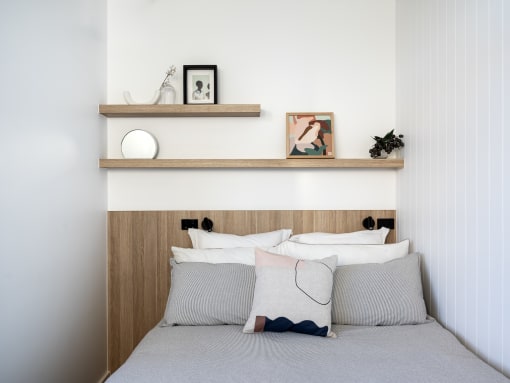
98,105 -> 404,170
98,104 -> 261,117
99,158 -> 404,169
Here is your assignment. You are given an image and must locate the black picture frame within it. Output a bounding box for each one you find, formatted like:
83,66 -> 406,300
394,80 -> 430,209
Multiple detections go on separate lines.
183,65 -> 218,104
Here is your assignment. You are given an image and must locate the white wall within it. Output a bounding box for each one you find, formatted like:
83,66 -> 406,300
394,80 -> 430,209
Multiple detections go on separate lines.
0,2 -> 107,383
106,0 -> 397,210
396,0 -> 509,376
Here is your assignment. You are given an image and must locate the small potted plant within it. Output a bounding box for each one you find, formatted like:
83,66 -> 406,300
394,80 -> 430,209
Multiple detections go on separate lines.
369,129 -> 404,159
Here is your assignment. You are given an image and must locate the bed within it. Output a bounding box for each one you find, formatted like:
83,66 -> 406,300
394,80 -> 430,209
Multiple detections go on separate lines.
106,210 -> 509,382
107,321 -> 506,383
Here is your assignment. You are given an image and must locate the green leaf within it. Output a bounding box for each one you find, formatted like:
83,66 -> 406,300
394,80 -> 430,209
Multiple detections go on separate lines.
383,129 -> 394,140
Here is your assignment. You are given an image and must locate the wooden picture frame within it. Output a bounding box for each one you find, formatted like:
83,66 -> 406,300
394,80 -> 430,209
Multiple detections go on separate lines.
183,65 -> 217,104
286,112 -> 335,158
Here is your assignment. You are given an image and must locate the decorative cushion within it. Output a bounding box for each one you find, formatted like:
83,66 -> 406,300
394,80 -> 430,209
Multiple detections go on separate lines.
163,260 -> 256,326
331,253 -> 427,325
289,227 -> 389,245
243,248 -> 337,337
270,239 -> 409,266
188,228 -> 292,249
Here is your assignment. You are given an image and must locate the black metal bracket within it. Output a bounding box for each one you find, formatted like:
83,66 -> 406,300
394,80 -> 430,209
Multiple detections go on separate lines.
362,216 -> 376,230
201,217 -> 214,232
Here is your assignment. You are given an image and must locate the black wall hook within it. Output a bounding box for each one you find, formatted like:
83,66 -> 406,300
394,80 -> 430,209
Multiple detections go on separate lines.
362,216 -> 375,230
201,217 -> 214,232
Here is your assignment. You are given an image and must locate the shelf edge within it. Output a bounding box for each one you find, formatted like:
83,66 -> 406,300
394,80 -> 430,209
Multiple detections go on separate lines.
99,158 -> 404,169
98,104 -> 261,117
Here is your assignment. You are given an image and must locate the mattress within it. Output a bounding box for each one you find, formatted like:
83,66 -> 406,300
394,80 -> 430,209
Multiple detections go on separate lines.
106,319 -> 508,383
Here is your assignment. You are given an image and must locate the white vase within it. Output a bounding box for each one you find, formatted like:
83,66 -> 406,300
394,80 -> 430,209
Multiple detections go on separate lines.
388,150 -> 401,159
375,150 -> 388,159
375,150 -> 400,159
159,84 -> 177,104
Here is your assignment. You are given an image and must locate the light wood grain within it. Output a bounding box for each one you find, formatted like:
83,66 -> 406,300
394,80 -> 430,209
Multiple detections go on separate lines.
99,158 -> 404,169
108,210 -> 397,372
98,104 -> 261,117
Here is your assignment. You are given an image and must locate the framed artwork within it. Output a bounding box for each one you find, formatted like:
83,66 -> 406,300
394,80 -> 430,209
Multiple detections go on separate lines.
183,65 -> 217,104
286,112 -> 335,158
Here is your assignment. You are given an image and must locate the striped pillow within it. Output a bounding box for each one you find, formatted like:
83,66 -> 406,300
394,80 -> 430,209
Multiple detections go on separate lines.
163,252 -> 426,327
163,260 -> 255,326
331,253 -> 427,325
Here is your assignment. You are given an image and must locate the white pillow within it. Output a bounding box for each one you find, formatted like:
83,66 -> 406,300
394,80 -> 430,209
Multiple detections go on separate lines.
270,239 -> 409,266
171,239 -> 409,266
289,227 -> 389,245
172,246 -> 257,265
188,228 -> 292,249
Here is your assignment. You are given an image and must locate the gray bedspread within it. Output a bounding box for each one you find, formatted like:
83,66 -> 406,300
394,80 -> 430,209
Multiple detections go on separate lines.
107,319 -> 508,383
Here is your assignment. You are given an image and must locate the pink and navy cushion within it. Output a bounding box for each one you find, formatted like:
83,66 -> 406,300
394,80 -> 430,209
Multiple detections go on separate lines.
243,248 -> 337,337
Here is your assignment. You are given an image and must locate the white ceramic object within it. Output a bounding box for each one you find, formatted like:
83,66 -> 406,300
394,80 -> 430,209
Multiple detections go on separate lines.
123,90 -> 161,105
121,130 -> 159,159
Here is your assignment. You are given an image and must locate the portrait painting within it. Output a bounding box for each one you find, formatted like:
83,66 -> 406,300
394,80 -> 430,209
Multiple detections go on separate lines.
286,113 -> 335,158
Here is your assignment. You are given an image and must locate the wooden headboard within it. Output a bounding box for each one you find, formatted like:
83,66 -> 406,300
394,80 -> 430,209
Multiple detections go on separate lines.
108,210 -> 396,372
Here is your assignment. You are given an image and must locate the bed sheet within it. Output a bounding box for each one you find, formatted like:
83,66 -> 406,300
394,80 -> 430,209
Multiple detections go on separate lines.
107,319 -> 508,383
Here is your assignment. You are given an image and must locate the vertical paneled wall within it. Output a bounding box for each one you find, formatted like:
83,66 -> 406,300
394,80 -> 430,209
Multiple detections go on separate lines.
396,0 -> 509,376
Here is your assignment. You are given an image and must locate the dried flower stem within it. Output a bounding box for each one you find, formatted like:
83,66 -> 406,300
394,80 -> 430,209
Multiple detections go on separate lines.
160,65 -> 177,89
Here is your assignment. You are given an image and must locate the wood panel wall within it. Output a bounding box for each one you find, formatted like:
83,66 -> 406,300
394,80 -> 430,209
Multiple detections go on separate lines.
108,210 -> 396,372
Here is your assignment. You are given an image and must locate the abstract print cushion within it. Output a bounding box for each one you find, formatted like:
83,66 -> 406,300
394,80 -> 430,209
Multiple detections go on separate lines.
243,248 -> 337,337
331,253 -> 427,325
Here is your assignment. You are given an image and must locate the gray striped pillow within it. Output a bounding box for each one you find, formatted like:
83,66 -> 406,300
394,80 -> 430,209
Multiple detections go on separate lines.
331,253 -> 427,325
163,260 -> 256,326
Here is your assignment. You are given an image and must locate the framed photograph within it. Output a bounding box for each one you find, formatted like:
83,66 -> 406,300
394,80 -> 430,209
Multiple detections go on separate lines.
286,112 -> 335,158
183,65 -> 217,104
